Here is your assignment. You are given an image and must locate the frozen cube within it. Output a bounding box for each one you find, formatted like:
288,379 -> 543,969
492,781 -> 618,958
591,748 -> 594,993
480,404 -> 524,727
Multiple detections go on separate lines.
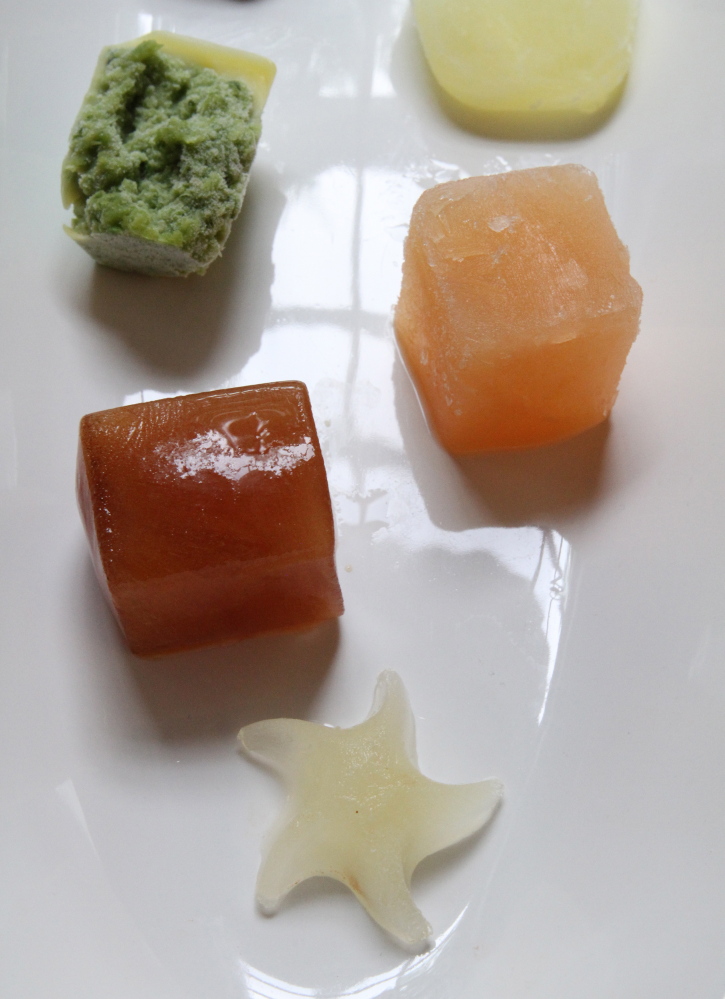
77,382 -> 343,656
394,165 -> 642,452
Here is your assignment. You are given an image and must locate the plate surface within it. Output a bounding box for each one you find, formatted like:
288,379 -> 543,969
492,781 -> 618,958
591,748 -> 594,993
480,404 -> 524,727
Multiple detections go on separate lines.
2,1 -> 725,997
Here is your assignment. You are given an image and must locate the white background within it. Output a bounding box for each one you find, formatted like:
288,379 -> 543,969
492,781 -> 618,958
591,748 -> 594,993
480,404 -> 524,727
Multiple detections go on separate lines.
1,1 -> 724,996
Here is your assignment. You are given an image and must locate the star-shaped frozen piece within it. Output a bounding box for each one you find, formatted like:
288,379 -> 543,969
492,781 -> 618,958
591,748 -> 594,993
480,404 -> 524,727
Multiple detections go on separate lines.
238,671 -> 502,947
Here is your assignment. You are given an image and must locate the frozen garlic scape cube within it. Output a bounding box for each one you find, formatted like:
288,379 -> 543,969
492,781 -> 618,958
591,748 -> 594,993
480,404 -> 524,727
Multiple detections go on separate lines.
62,31 -> 275,276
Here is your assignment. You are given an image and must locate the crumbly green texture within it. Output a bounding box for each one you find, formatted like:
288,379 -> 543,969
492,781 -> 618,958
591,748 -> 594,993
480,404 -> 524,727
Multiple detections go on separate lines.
64,40 -> 260,269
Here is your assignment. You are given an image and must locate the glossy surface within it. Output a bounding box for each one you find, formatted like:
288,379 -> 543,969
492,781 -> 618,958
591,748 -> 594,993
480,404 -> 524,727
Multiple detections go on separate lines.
78,383 -> 342,655
3,0 -> 725,997
240,671 -> 502,948
413,0 -> 638,138
395,166 -> 642,452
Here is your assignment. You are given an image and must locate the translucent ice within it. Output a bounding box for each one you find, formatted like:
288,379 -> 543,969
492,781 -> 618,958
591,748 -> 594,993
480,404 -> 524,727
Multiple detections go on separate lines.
239,671 -> 502,947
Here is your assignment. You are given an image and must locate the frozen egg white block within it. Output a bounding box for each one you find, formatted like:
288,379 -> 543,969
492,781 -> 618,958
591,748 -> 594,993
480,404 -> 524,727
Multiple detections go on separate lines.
239,671 -> 502,948
394,165 -> 643,453
62,31 -> 275,275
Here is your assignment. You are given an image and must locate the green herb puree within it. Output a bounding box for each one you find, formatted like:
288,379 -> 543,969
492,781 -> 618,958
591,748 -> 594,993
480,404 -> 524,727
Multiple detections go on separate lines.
63,39 -> 260,272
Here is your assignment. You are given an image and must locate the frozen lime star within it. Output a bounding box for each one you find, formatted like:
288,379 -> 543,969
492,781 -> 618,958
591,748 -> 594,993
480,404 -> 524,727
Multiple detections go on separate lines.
238,671 -> 502,948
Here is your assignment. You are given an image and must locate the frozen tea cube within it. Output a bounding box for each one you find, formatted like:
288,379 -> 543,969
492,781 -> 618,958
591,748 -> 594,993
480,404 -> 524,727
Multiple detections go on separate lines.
77,382 -> 343,656
62,32 -> 276,275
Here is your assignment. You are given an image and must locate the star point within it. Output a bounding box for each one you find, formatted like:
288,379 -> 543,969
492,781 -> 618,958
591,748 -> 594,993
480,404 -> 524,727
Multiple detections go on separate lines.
239,671 -> 502,948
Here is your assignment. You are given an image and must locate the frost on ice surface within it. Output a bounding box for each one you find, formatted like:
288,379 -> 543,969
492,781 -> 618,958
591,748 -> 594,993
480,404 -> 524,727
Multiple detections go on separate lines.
487,214 -> 518,232
156,430 -> 315,481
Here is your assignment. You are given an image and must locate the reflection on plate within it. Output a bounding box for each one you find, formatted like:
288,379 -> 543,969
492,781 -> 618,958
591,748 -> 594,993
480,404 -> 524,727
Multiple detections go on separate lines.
2,0 -> 725,997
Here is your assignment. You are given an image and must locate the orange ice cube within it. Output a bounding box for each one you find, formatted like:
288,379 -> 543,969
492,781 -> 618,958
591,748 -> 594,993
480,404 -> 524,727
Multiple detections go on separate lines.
394,165 -> 642,453
77,382 -> 343,657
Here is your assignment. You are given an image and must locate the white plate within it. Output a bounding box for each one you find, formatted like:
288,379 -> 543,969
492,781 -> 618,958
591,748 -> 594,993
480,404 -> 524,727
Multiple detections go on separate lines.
2,1 -> 725,996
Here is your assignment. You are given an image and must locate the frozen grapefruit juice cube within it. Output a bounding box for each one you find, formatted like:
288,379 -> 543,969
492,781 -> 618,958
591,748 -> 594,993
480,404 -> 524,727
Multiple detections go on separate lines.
77,382 -> 343,656
413,0 -> 637,136
394,166 -> 642,453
